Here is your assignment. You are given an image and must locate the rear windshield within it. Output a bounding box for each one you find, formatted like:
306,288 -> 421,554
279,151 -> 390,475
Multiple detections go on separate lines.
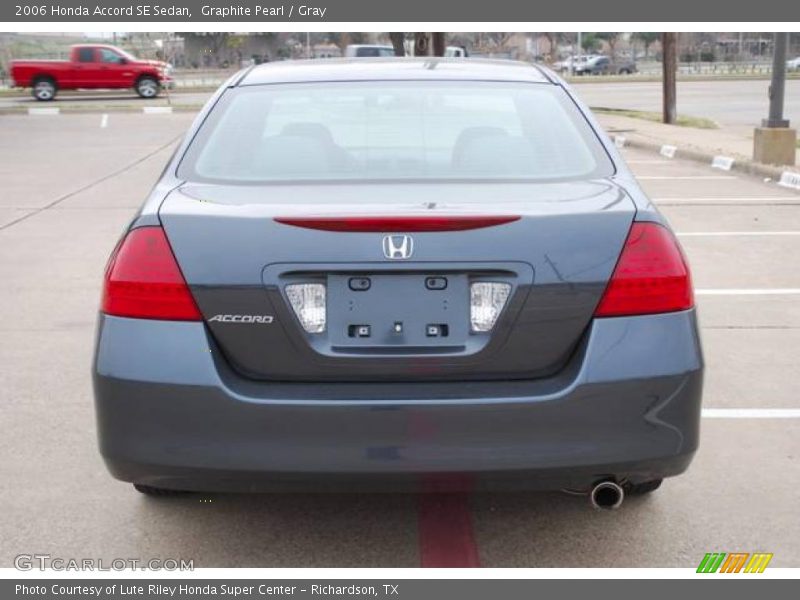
178,80 -> 613,184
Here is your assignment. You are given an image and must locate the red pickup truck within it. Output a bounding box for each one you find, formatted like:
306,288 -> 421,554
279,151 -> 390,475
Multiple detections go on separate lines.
10,44 -> 173,101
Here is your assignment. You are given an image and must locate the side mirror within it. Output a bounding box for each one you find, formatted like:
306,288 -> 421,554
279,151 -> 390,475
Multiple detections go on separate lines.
118,57 -> 128,65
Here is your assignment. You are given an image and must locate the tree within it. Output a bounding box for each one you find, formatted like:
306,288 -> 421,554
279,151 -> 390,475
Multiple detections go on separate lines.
595,32 -> 621,60
389,32 -> 405,56
412,33 -> 446,57
432,33 -> 446,56
200,33 -> 229,67
580,33 -> 602,53
328,32 -> 367,53
541,33 -> 560,61
632,32 -> 659,59
414,32 -> 431,56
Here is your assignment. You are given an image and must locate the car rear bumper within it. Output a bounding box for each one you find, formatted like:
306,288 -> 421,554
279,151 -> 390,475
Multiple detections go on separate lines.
93,310 -> 703,492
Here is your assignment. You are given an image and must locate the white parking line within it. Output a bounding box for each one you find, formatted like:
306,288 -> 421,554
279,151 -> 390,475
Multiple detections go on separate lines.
100,114 -> 108,128
655,197 -> 800,204
625,159 -> 672,165
696,289 -> 800,295
702,408 -> 800,419
638,176 -> 737,180
677,231 -> 800,237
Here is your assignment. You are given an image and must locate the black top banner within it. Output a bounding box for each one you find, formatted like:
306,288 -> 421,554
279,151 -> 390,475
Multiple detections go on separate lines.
3,0 -> 800,22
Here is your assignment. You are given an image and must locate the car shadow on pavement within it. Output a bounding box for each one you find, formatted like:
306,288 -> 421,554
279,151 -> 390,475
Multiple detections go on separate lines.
130,492 -> 420,567
470,490 -> 688,568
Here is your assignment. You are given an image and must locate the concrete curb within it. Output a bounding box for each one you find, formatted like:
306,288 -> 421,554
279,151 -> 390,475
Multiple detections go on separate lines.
617,134 -> 800,190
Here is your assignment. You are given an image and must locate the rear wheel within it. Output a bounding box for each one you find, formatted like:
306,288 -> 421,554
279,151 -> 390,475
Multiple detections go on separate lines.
135,76 -> 160,99
133,483 -> 187,496
32,77 -> 57,101
626,478 -> 663,495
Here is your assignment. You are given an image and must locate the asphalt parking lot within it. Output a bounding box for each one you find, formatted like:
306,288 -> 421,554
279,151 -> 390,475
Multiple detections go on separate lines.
1,111 -> 798,568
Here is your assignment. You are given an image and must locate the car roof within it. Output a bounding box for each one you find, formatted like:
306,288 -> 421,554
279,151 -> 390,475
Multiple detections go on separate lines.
239,58 -> 553,86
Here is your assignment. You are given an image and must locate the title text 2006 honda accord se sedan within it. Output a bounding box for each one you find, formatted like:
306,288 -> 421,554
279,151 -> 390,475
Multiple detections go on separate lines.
93,59 -> 703,509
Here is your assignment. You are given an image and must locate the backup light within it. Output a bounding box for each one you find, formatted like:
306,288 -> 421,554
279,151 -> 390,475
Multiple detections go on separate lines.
470,282 -> 511,332
286,283 -> 326,333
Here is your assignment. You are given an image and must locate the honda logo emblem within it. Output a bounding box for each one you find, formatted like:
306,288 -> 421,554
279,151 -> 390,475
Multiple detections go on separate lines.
382,235 -> 414,260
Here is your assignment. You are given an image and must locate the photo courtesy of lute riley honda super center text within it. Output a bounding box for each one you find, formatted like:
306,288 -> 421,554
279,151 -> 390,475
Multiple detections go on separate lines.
16,584 -> 379,596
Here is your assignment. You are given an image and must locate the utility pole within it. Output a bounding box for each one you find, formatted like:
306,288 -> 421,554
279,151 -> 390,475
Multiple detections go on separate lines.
571,32 -> 582,77
661,33 -> 677,124
570,34 -> 575,77
753,32 -> 796,165
764,32 -> 789,128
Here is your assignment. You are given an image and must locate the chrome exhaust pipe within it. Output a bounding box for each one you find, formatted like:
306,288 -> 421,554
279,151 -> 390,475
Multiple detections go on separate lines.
589,480 -> 624,510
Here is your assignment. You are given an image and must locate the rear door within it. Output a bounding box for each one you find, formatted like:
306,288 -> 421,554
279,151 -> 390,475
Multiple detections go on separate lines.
96,47 -> 133,87
70,46 -> 97,87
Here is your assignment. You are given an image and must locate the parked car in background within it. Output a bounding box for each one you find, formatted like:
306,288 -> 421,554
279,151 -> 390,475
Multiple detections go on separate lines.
552,54 -> 596,74
10,44 -> 172,101
787,56 -> 800,72
344,44 -> 397,58
444,46 -> 469,58
575,55 -> 637,75
94,59 -> 702,508
346,43 -> 467,58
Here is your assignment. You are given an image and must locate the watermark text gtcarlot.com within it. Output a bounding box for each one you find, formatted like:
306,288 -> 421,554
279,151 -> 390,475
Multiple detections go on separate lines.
14,554 -> 194,571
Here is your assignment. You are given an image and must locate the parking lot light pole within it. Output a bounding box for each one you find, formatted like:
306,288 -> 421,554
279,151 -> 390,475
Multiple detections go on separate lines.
753,32 -> 797,166
661,33 -> 677,124
764,32 -> 789,128
571,32 -> 582,77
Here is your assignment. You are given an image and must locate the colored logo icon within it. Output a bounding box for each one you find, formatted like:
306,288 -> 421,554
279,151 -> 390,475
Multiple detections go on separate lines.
697,552 -> 773,573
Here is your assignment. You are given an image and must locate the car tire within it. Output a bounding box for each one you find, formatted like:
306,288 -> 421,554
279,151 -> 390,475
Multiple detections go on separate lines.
626,478 -> 663,495
135,76 -> 160,99
619,68 -> 631,75
32,77 -> 57,101
133,483 -> 187,496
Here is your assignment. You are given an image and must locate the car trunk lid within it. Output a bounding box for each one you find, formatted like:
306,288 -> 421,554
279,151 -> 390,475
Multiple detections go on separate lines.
159,180 -> 635,382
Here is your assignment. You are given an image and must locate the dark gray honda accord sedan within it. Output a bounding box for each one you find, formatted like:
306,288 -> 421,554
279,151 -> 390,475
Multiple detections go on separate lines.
93,59 -> 702,508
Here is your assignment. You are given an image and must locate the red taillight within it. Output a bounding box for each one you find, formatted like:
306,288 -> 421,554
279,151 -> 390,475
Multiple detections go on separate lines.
594,222 -> 693,317
101,226 -> 201,321
274,215 -> 520,232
